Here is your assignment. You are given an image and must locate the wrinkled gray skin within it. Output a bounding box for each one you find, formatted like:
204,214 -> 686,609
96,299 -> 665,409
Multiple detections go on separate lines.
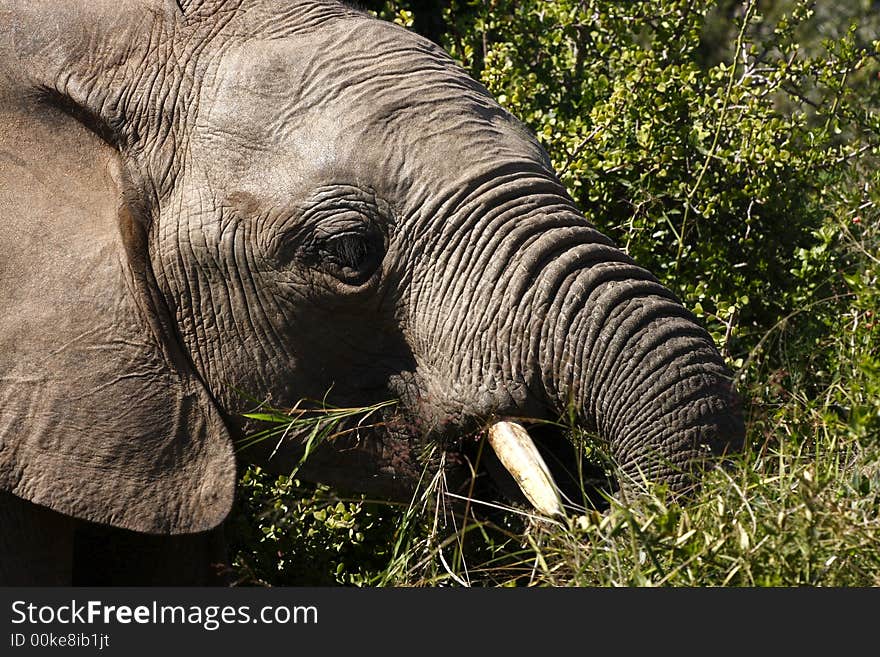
0,0 -> 743,584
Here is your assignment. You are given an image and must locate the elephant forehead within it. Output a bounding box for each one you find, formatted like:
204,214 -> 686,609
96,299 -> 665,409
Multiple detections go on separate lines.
195,41 -> 309,145
201,19 -> 490,116
192,19 -> 550,193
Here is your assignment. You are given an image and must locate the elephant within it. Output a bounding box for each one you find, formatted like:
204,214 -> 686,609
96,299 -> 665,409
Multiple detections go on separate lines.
0,0 -> 744,585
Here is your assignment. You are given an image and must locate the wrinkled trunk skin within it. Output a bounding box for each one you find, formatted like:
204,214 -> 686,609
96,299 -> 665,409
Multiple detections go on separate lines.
521,224 -> 743,494
407,172 -> 744,496
539,271 -> 743,494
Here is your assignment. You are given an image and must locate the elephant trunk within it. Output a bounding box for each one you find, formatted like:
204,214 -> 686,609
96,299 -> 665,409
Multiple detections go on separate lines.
526,235 -> 744,495
409,173 -> 743,503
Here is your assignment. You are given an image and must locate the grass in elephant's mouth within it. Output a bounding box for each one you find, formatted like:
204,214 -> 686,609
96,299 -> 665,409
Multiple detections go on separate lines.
235,396 -> 398,471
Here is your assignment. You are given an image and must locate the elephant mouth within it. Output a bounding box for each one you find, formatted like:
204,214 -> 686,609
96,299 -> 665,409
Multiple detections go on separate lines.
399,412 -> 616,521
266,403 -> 615,519
458,420 -> 616,519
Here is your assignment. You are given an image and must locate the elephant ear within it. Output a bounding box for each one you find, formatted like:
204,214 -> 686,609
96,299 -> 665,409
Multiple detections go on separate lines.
0,85 -> 236,534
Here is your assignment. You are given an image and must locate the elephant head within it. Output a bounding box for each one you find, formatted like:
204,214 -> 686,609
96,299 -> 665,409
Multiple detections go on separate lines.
0,0 -> 744,536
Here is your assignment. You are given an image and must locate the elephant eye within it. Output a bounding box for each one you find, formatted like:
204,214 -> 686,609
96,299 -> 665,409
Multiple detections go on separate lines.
320,228 -> 384,286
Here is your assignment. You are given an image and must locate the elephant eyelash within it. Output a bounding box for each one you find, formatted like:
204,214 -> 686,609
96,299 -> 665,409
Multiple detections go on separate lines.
324,232 -> 373,269
314,225 -> 386,286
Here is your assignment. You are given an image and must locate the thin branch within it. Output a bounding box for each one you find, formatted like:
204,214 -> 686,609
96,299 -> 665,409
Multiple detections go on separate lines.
676,0 -> 757,271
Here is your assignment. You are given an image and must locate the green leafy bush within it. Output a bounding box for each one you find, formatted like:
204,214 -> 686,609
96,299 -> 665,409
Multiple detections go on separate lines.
227,468 -> 401,585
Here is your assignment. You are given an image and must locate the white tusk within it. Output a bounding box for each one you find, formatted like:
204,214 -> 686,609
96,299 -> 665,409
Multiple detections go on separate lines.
487,420 -> 565,518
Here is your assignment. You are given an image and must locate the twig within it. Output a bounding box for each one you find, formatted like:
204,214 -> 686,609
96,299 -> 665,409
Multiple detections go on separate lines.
676,0 -> 756,271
